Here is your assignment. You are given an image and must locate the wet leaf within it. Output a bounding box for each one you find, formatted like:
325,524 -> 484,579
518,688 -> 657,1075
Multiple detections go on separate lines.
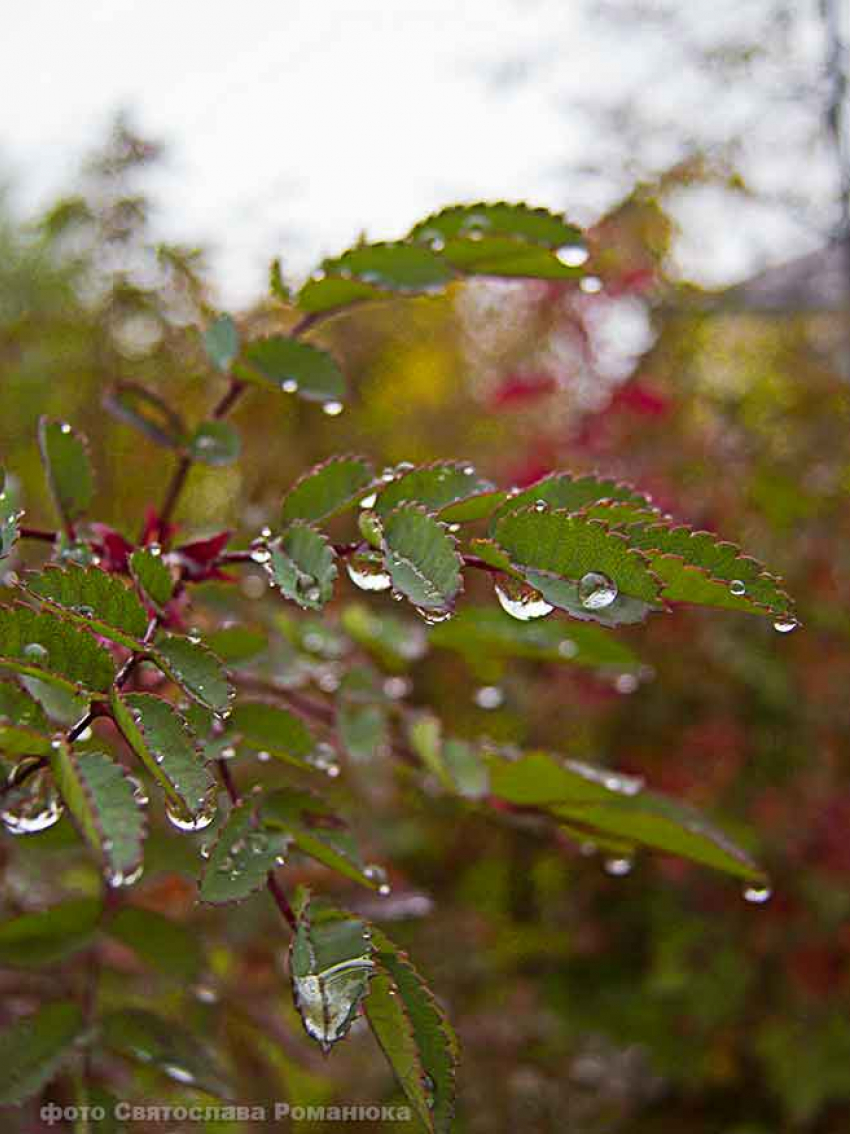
107,906 -> 203,982
241,336 -> 346,404
204,314 -> 240,373
204,625 -> 267,665
373,461 -> 496,519
267,523 -> 337,611
489,471 -> 652,532
340,603 -> 427,670
381,504 -> 463,614
103,383 -> 187,449
0,477 -> 21,561
111,692 -> 214,822
188,421 -> 241,466
296,275 -> 386,315
0,679 -> 53,756
50,742 -> 147,886
199,799 -> 286,905
0,604 -> 116,695
129,547 -> 174,609
0,1001 -> 85,1105
314,242 -> 454,294
38,418 -> 95,527
25,562 -> 149,648
0,899 -> 101,968
263,788 -> 379,889
152,634 -> 233,714
281,455 -> 375,525
442,235 -> 583,280
290,900 -> 375,1052
409,201 -> 583,249
102,1008 -> 232,1097
229,700 -> 318,770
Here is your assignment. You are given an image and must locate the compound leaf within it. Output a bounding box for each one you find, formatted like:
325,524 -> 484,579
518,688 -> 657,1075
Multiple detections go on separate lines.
281,456 -> 375,525
266,523 -> 337,611
0,605 -> 115,695
152,634 -> 233,715
25,563 -> 149,648
381,505 -> 463,614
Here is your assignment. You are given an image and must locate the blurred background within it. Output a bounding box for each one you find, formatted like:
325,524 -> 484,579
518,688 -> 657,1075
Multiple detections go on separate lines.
2,1 -> 850,1131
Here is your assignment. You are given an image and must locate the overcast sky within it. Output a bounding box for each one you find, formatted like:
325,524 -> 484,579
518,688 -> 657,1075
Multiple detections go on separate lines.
0,1 -> 843,305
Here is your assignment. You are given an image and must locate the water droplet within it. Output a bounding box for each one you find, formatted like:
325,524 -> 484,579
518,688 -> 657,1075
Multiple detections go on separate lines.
578,572 -> 618,610
219,745 -> 237,761
322,401 -> 344,417
22,642 -> 49,663
60,422 -> 72,434
1,768 -> 64,835
743,884 -> 772,904
193,984 -> 218,1004
557,244 -> 589,267
364,864 -> 390,893
250,548 -> 271,564
127,775 -> 149,806
73,604 -> 95,619
326,763 -> 340,778
359,492 -> 378,509
148,543 -> 162,558
282,379 -> 298,393
580,275 -> 603,294
165,786 -> 217,833
773,617 -> 798,634
163,1064 -> 195,1085
346,552 -> 391,593
260,526 -> 272,539
111,862 -> 144,888
475,685 -> 504,710
533,499 -> 548,512
558,639 -> 578,658
383,676 -> 411,700
257,750 -> 271,763
447,523 -> 460,533
614,673 -> 639,695
275,854 -> 286,867
494,579 -> 553,622
604,857 -> 633,876
729,579 -> 746,597
416,606 -> 453,626
199,843 -> 211,860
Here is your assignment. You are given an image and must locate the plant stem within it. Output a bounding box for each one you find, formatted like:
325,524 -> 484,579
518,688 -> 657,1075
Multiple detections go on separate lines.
19,526 -> 57,543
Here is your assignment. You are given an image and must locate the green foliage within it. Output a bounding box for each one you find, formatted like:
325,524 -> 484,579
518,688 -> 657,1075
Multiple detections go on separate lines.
241,336 -> 346,405
25,562 -> 149,647
381,504 -> 463,614
129,547 -> 174,608
0,604 -> 116,694
37,418 -> 94,528
373,461 -> 496,518
104,383 -> 187,449
101,1008 -> 232,1097
266,523 -> 338,610
263,788 -> 379,889
228,700 -> 318,769
0,1002 -> 85,1105
188,421 -> 241,466
199,799 -> 287,904
0,679 -> 53,756
281,456 -> 375,524
106,906 -> 203,982
151,633 -> 233,714
0,899 -> 101,968
0,472 -> 21,561
203,314 -> 240,373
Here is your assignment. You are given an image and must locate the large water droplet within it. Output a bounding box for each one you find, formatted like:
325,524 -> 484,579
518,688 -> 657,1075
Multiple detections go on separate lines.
250,548 -> 271,564
165,786 -> 217,833
1,767 -> 64,835
346,552 -> 391,593
494,579 -> 553,622
359,492 -> 378,509
578,572 -> 618,610
557,244 -> 589,267
773,617 -> 798,634
281,379 -> 298,393
743,884 -> 772,904
322,401 -> 344,417
22,642 -> 49,663
729,579 -> 746,597
416,606 -> 453,626
163,1064 -> 195,1085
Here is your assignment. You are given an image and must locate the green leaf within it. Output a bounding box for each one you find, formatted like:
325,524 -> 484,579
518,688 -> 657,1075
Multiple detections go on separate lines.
102,1008 -> 231,1097
266,523 -> 337,611
442,236 -> 583,280
25,562 -> 149,648
290,900 -> 375,1052
0,679 -> 53,756
111,692 -> 214,823
263,788 -> 380,889
338,700 -> 389,764
490,471 -> 653,532
366,926 -> 459,1134
0,899 -> 101,968
38,418 -> 94,527
488,750 -> 765,882
49,742 -> 147,886
428,606 -> 640,670
313,242 -> 454,294
296,275 -> 386,315
441,738 -> 489,800
130,548 -> 174,609
0,604 -> 116,695
103,383 -> 186,449
0,1001 -> 85,1105
152,634 -> 233,715
199,799 -> 286,905
340,603 -> 427,670
490,507 -> 663,625
107,906 -> 203,982
374,461 -> 496,519
188,421 -> 241,466
241,336 -> 346,404
229,700 -> 319,770
204,314 -> 240,373
204,625 -> 267,665
409,201 -> 583,250
281,456 -> 376,525
625,521 -> 796,618
381,505 -> 463,614
0,477 -> 22,561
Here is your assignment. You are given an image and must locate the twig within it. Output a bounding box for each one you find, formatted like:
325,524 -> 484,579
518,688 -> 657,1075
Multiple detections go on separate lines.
19,527 -> 57,544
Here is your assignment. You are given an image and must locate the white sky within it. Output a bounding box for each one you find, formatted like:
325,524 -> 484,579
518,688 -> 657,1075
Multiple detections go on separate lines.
0,0 -> 842,305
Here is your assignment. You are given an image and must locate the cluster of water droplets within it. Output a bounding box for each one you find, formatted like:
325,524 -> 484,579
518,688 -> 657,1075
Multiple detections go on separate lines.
363,863 -> 392,896
307,741 -> 341,778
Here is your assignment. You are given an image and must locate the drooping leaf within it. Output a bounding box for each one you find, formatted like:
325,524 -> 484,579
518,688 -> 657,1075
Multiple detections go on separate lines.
188,421 -> 241,466
266,523 -> 337,611
0,1001 -> 85,1105
428,606 -> 640,671
199,799 -> 286,905
241,336 -> 346,404
0,679 -> 53,756
281,456 -> 376,525
489,471 -> 653,532
228,700 -> 319,770
374,461 -> 496,519
38,418 -> 95,527
152,634 -> 233,715
0,899 -> 101,968
0,604 -> 116,695
409,201 -> 583,250
203,314 -> 240,373
263,788 -> 379,889
488,750 -> 765,882
49,742 -> 147,886
107,906 -> 203,982
313,242 -> 454,294
381,505 -> 463,614
340,603 -> 428,671
25,562 -> 149,648
0,477 -> 22,561
129,547 -> 174,609
102,1008 -> 231,1097
625,521 -> 796,618
111,692 -> 214,823
366,926 -> 459,1134
103,383 -> 187,449
289,900 -> 375,1052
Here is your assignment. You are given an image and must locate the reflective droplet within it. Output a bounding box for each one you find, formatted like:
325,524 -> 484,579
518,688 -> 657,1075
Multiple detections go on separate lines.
604,857 -> 633,876
108,862 -> 144,888
743,885 -> 772,904
127,775 -> 149,806
60,422 -> 72,434
580,275 -> 603,293
250,548 -> 271,564
22,642 -> 49,663
558,639 -> 578,659
773,617 -> 798,634
383,676 -> 411,700
416,606 -> 453,626
533,499 -> 548,512
322,401 -> 344,417
364,864 -> 390,894
148,543 -> 162,558
260,526 -> 272,539
346,552 -> 391,593
193,983 -> 218,1004
163,1064 -> 195,1085
578,572 -> 618,610
474,685 -> 504,710
494,578 -> 553,622
359,492 -> 378,509
219,745 -> 237,761
73,605 -> 95,619
729,579 -> 746,597
165,786 -> 217,833
614,673 -> 639,695
257,750 -> 271,763
281,379 -> 298,393
557,244 -> 589,267
1,767 -> 64,835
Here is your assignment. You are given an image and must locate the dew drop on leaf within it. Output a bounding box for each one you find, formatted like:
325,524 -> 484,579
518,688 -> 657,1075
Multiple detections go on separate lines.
729,579 -> 746,597
250,548 -> 271,564
358,492 -> 378,509
614,673 -> 639,695
773,618 -> 798,634
604,857 -> 633,877
578,572 -> 618,610
1,766 -> 64,835
416,606 -> 453,626
282,379 -> 298,393
346,552 -> 392,593
322,401 -> 344,417
165,786 -> 218,833
558,639 -> 578,658
22,642 -> 49,663
474,685 -> 504,710
494,578 -> 553,622
557,244 -> 588,267
743,885 -> 772,904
